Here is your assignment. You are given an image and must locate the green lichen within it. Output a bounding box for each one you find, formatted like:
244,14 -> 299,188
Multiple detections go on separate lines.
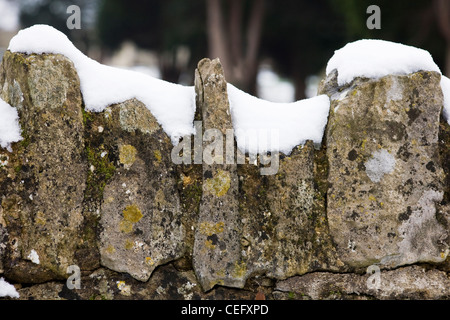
84,145 -> 116,203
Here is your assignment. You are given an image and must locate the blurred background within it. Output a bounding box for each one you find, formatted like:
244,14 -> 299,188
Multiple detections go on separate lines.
0,0 -> 449,102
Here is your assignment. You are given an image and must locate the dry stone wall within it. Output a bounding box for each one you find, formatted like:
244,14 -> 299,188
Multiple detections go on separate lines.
0,51 -> 449,299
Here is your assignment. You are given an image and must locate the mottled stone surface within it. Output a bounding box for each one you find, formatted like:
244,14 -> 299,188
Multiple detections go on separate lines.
237,142 -> 341,280
319,70 -> 449,270
275,265 -> 450,300
14,264 -> 263,300
193,58 -> 242,290
192,58 -> 340,291
92,99 -> 185,282
0,51 -> 87,282
1,48 -> 449,300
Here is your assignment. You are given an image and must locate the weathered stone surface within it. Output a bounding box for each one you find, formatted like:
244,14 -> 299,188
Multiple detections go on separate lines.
1,47 -> 449,300
14,264 -> 262,300
0,51 -> 87,282
192,58 -> 341,291
275,265 -> 450,300
193,58 -> 242,290
319,70 -> 449,270
91,99 -> 185,282
237,142 -> 341,280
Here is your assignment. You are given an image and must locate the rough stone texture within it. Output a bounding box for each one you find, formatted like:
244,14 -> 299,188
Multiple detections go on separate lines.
319,70 -> 449,270
0,49 -> 449,300
13,264 -> 264,300
275,265 -> 450,300
91,99 -> 185,282
192,59 -> 341,291
0,51 -> 87,282
236,142 -> 342,280
193,58 -> 242,290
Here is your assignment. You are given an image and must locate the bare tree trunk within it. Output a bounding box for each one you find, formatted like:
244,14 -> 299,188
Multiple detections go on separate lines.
205,0 -> 265,94
434,0 -> 450,76
206,0 -> 231,77
229,0 -> 243,71
244,0 -> 265,83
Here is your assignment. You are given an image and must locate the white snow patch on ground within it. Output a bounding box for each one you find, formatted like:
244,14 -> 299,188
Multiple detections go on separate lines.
0,97 -> 22,151
0,277 -> 19,298
365,149 -> 396,183
326,39 -> 441,86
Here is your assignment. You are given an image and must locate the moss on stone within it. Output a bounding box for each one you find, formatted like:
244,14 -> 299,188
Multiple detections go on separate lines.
84,145 -> 116,203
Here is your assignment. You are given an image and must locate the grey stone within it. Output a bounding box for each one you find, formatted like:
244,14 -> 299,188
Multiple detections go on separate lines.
0,51 -> 87,282
96,99 -> 185,282
275,265 -> 450,300
193,58 -> 242,290
319,70 -> 449,270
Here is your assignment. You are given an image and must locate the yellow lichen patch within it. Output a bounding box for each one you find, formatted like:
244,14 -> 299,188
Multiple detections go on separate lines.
153,150 -> 162,163
199,221 -> 225,236
124,239 -> 134,250
119,204 -> 143,234
105,245 -> 116,255
35,211 -> 46,225
216,269 -> 226,278
145,257 -> 155,266
116,281 -> 131,296
181,174 -> 194,187
123,204 -> 143,223
361,138 -> 368,151
205,239 -> 216,249
119,144 -> 137,169
232,260 -> 247,278
204,169 -> 231,197
119,220 -> 133,233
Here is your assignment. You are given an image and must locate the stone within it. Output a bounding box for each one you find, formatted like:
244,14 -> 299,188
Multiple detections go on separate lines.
0,51 -> 87,282
92,99 -> 185,282
275,265 -> 450,300
319,69 -> 449,270
193,58 -> 242,290
1,46 -> 449,300
192,58 -> 341,292
236,142 -> 341,280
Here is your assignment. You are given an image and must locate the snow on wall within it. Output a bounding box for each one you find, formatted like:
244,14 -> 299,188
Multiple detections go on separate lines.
0,97 -> 22,151
0,277 -> 19,298
6,25 -> 332,154
326,39 -> 441,86
2,26 -> 450,155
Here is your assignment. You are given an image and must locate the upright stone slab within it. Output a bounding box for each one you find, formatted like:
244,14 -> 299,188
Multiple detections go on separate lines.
0,51 -> 87,282
192,58 -> 340,291
95,99 -> 185,282
319,69 -> 449,269
193,58 -> 241,290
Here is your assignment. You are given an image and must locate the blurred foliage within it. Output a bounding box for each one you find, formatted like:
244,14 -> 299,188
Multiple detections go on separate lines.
97,0 -> 206,77
333,0 -> 446,70
19,0 -> 98,52
17,0 -> 449,94
262,0 -> 347,98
